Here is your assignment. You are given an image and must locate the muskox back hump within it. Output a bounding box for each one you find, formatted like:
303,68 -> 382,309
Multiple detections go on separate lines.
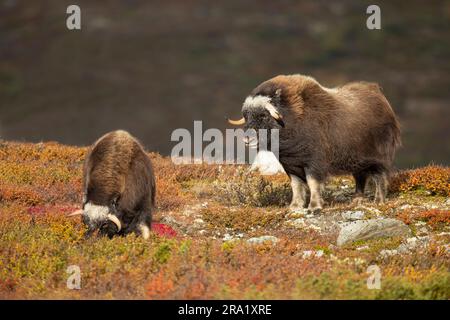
84,130 -> 154,207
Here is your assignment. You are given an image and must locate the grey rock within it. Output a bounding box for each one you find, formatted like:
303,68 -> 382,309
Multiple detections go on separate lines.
160,216 -> 181,227
287,218 -> 322,231
287,218 -> 306,228
380,249 -> 398,258
193,218 -> 205,225
223,233 -> 234,241
397,236 -> 430,253
247,235 -> 279,245
337,218 -> 410,246
300,250 -> 324,258
417,226 -> 429,236
341,210 -> 365,221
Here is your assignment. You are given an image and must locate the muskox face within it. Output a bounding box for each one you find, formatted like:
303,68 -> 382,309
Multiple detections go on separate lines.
241,95 -> 285,131
229,95 -> 284,150
81,203 -> 121,238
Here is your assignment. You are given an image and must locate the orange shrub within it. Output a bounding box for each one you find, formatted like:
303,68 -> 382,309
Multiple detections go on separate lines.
397,209 -> 414,225
0,184 -> 45,205
145,271 -> 175,299
390,165 -> 450,196
418,209 -> 450,229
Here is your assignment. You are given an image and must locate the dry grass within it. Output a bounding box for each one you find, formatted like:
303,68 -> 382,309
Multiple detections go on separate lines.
0,141 -> 449,299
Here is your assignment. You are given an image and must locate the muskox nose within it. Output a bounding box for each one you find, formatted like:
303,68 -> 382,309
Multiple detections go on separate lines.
99,220 -> 119,239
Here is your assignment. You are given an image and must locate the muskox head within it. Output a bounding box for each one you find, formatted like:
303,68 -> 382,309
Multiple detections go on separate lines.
68,202 -> 122,239
229,91 -> 285,149
230,93 -> 284,128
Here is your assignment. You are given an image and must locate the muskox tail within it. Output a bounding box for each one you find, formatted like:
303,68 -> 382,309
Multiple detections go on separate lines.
378,92 -> 402,164
382,119 -> 402,168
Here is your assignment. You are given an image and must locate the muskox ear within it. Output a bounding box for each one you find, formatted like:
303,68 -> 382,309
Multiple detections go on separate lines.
272,88 -> 282,105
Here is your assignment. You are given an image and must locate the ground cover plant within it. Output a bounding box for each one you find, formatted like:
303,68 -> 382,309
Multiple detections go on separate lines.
0,141 -> 449,299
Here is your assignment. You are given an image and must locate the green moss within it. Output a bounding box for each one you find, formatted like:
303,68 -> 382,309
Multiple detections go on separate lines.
153,241 -> 173,265
375,272 -> 450,300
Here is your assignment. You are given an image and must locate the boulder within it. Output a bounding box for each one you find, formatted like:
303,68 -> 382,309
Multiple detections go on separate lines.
337,218 -> 410,246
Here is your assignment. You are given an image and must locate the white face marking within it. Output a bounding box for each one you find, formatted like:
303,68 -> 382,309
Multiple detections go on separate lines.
243,95 -> 272,110
242,95 -> 281,119
83,202 -> 109,222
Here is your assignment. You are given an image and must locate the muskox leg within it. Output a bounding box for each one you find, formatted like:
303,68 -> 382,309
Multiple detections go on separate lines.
373,172 -> 388,203
353,172 -> 368,195
305,170 -> 324,212
289,174 -> 307,210
353,172 -> 368,203
135,211 -> 152,240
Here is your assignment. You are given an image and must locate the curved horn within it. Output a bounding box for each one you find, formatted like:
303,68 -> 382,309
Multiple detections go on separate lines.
228,117 -> 245,125
107,214 -> 122,232
67,209 -> 83,217
264,104 -> 282,120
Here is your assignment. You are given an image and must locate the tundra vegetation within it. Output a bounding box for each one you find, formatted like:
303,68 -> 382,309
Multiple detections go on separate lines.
0,141 -> 449,299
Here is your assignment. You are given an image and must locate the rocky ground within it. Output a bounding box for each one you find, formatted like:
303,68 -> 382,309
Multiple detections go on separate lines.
0,141 -> 449,299
159,166 -> 449,262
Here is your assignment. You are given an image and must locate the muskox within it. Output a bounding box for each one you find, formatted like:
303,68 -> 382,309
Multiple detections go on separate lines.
69,130 -> 155,239
229,75 -> 401,212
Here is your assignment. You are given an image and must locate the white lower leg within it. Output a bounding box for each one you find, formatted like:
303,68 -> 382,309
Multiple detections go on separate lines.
374,174 -> 387,203
306,172 -> 324,211
138,223 -> 150,239
289,174 -> 307,209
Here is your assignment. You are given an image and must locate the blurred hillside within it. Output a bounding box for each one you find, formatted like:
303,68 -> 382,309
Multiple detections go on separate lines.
0,0 -> 449,168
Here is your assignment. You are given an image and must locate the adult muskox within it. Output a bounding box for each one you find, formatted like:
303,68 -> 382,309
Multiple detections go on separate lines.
69,130 -> 155,239
228,75 -> 401,212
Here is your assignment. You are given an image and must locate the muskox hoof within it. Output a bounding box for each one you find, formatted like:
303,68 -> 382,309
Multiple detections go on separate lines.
307,204 -> 322,214
307,207 -> 322,214
307,200 -> 323,214
289,201 -> 306,213
374,196 -> 386,204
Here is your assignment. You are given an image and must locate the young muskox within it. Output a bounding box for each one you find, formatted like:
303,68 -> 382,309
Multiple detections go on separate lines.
69,130 -> 155,239
229,75 -> 401,212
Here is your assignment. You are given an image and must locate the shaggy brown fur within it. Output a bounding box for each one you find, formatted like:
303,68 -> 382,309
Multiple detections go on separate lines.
239,74 -> 401,211
82,130 -> 155,238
